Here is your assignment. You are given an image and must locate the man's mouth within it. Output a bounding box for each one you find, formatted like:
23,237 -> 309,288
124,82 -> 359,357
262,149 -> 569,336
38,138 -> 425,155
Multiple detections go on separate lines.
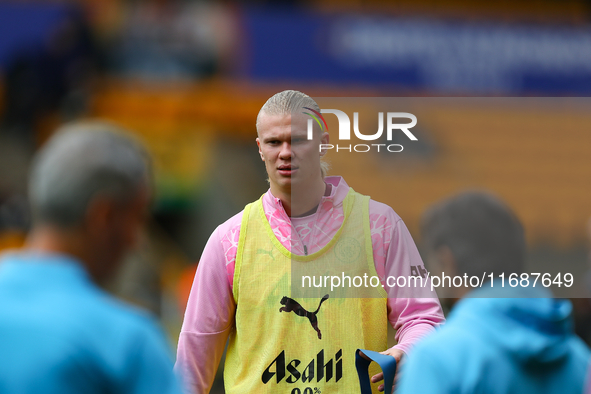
277,165 -> 298,175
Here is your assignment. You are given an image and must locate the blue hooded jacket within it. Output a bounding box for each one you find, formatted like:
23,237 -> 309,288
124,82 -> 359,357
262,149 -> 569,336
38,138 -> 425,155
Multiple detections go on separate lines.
0,253 -> 182,394
398,285 -> 590,394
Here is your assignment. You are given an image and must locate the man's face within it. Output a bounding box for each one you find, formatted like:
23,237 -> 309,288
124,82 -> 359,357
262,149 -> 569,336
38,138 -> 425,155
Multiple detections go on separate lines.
256,112 -> 329,194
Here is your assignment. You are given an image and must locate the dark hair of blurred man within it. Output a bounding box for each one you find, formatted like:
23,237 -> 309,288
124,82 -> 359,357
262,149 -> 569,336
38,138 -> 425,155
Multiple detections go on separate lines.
0,121 -> 181,394
397,191 -> 590,394
421,191 -> 526,300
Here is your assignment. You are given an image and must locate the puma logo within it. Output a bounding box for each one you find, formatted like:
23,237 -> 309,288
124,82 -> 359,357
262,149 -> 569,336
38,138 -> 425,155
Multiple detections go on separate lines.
279,294 -> 329,339
257,248 -> 274,260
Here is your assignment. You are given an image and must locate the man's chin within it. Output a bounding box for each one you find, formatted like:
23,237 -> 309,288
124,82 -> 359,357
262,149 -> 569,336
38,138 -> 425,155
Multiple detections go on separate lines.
271,172 -> 311,189
269,177 -> 292,191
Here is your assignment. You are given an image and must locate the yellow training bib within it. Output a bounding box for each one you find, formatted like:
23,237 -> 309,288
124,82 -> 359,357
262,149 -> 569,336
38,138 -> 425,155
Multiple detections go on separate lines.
225,188 -> 387,394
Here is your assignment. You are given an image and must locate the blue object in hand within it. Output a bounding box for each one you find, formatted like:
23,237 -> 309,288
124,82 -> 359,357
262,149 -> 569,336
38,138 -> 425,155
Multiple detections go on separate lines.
355,349 -> 397,394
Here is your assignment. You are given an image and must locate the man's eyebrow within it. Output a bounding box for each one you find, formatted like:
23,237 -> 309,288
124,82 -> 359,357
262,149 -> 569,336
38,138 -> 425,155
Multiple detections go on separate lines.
291,132 -> 308,140
262,134 -> 281,142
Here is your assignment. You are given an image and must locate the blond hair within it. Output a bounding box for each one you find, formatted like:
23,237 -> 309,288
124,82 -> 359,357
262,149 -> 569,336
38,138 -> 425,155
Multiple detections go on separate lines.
257,90 -> 329,178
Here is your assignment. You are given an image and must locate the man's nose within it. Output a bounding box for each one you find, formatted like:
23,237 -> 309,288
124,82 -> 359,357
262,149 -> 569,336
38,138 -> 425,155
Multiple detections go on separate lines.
279,142 -> 292,159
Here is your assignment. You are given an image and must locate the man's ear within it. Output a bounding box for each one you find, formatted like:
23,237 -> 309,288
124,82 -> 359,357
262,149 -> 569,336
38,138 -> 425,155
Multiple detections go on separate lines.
256,137 -> 265,161
319,132 -> 330,157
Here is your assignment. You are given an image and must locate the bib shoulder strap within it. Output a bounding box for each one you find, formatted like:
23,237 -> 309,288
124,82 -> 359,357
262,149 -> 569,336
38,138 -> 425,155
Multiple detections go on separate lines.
233,196 -> 264,303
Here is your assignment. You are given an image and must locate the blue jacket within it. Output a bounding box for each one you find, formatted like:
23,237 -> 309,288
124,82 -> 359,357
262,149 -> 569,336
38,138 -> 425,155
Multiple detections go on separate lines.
0,253 -> 182,394
398,285 -> 590,394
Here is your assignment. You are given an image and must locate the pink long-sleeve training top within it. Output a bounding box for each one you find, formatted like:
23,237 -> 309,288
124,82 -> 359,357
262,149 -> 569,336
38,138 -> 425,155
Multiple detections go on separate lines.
175,176 -> 445,393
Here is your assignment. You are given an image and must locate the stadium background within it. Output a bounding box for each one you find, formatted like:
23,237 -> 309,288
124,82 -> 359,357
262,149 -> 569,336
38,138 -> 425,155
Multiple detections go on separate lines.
0,1 -> 590,392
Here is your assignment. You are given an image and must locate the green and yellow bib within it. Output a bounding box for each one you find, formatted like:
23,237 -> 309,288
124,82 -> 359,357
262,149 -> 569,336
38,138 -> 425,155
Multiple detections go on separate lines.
225,188 -> 387,394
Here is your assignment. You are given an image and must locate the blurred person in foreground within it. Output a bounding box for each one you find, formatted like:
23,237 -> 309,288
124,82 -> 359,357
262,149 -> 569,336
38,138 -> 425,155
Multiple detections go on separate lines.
175,90 -> 444,393
0,122 -> 181,394
397,191 -> 590,394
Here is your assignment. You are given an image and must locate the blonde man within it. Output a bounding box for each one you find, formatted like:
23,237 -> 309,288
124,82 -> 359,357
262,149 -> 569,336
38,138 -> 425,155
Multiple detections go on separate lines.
176,91 -> 444,393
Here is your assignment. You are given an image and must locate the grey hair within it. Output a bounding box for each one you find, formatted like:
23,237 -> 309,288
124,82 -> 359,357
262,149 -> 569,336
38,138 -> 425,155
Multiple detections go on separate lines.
256,90 -> 329,178
29,121 -> 151,227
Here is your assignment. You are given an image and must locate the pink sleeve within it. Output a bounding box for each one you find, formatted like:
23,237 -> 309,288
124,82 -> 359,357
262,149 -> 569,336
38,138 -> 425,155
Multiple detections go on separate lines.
369,201 -> 445,356
174,223 -> 238,394
388,219 -> 445,355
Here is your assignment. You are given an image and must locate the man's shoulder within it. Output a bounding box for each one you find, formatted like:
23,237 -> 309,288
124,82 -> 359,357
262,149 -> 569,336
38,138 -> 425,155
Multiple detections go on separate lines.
0,276 -> 164,357
366,198 -> 403,231
218,209 -> 245,230
62,293 -> 173,387
63,285 -> 165,345
213,195 -> 269,241
213,209 -> 245,242
400,316 -> 489,393
328,177 -> 401,223
94,291 -> 160,328
367,199 -> 400,218
407,319 -> 479,371
413,303 -> 498,362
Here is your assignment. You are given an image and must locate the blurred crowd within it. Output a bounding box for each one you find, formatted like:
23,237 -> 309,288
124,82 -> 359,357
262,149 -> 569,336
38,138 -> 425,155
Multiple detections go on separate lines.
1,1 -> 591,392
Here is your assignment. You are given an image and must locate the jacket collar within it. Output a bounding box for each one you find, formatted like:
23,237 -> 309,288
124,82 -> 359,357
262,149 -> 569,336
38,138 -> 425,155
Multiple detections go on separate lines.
262,176 -> 350,215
